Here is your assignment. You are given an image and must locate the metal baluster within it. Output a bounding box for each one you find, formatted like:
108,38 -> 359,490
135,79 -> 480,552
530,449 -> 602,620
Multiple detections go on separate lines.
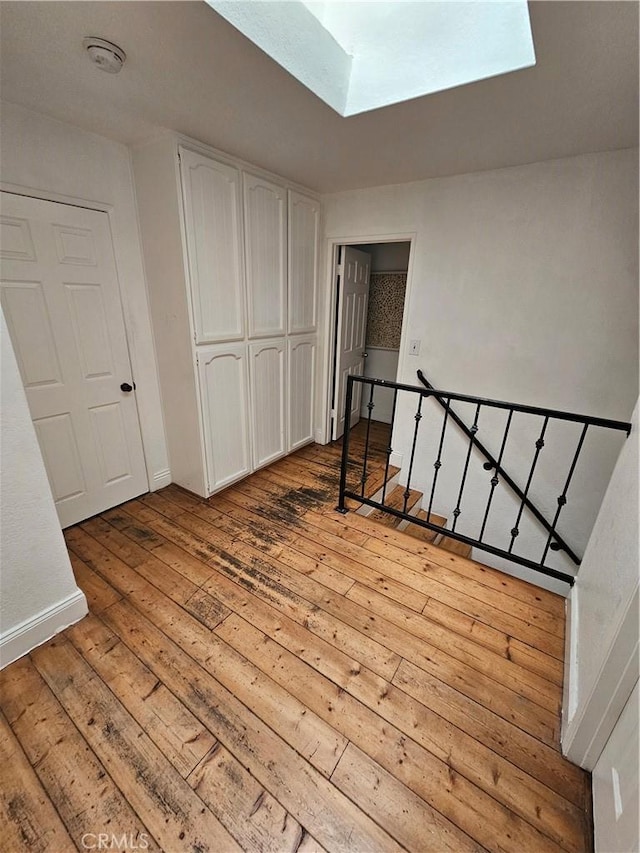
381,388 -> 398,506
540,423 -> 589,565
479,410 -> 513,542
426,397 -> 450,521
336,376 -> 354,513
360,382 -> 375,497
451,403 -> 481,532
403,394 -> 424,513
508,416 -> 549,553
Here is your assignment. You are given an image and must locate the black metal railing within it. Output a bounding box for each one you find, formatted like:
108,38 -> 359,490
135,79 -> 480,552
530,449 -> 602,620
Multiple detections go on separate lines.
416,369 -> 583,564
337,374 -> 631,586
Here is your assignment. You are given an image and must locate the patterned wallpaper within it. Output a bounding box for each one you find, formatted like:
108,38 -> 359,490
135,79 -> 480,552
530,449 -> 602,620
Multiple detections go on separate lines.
366,273 -> 407,350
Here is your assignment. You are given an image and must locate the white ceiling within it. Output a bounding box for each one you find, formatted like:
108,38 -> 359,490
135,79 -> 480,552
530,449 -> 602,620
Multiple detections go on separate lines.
207,1 -> 535,116
0,1 -> 637,193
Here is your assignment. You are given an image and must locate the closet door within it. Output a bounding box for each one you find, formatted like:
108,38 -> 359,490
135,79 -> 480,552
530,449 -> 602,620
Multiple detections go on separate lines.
244,174 -> 286,338
249,338 -> 286,468
197,343 -> 251,492
288,191 -> 319,334
180,147 -> 245,343
288,335 -> 317,451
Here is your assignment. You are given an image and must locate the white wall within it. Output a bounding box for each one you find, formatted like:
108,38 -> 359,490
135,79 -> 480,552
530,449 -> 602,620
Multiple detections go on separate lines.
563,399 -> 638,769
361,348 -> 399,423
356,241 -> 411,272
321,149 -> 638,589
0,310 -> 87,668
0,101 -> 170,489
592,681 -> 639,852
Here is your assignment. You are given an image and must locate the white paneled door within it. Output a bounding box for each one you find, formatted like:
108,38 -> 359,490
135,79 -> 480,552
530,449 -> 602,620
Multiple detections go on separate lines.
0,192 -> 148,527
332,246 -> 371,440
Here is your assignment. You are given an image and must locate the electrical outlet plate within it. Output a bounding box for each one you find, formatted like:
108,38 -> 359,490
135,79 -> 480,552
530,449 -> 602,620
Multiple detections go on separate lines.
409,339 -> 421,356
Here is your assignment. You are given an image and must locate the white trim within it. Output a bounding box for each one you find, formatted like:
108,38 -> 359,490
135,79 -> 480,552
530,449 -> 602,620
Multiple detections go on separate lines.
320,232 -> 417,445
562,583 -> 640,769
390,450 -> 404,468
151,468 -> 172,490
0,589 -> 88,669
314,427 -> 326,445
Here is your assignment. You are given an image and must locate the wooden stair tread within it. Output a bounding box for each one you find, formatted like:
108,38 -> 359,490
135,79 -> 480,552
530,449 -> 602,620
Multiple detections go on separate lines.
403,510 -> 447,543
437,535 -> 473,559
364,465 -> 400,499
368,486 -> 422,528
360,501 -> 474,559
343,465 -> 400,503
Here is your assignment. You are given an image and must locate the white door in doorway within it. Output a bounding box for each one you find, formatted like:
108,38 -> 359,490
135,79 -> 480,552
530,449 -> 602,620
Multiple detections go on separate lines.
0,192 -> 148,527
332,246 -> 370,440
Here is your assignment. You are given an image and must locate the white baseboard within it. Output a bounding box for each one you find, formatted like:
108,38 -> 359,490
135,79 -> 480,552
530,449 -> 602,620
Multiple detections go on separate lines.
0,588 -> 88,669
150,468 -> 172,491
314,428 -> 327,445
390,451 -> 404,468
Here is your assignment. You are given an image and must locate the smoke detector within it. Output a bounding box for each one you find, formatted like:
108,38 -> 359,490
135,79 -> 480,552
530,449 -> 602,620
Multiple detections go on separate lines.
83,37 -> 126,74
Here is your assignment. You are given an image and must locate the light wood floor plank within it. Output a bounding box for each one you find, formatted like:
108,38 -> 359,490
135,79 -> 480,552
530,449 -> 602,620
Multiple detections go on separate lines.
66,614 -> 217,778
213,613 -> 575,852
0,711 -> 76,853
331,743 -> 485,853
2,426 -> 592,853
65,528 -> 349,779
30,637 -> 242,853
0,657 -> 159,852
100,598 -> 404,853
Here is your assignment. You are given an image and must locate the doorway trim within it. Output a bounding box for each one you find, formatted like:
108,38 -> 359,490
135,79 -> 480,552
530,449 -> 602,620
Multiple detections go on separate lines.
0,181 -> 157,492
319,232 -> 417,445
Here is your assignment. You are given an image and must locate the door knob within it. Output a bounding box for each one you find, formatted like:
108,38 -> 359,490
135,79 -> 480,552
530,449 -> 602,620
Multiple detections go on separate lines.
362,352 -> 369,358
120,382 -> 133,392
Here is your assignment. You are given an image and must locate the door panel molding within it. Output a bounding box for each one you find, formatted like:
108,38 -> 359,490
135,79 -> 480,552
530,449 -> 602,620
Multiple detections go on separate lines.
0,192 -> 149,527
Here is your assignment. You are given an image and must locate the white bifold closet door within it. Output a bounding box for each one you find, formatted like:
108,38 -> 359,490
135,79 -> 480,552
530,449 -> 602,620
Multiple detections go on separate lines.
180,148 -> 245,343
244,174 -> 287,338
288,191 -> 319,335
197,343 -> 252,491
249,338 -> 287,469
0,192 -> 148,527
288,335 -> 317,451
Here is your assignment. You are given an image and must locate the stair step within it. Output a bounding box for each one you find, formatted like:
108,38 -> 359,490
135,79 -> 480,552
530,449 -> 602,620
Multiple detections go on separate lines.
344,465 -> 400,502
368,485 -> 422,528
364,465 -> 400,500
403,510 -> 447,543
438,535 -> 473,558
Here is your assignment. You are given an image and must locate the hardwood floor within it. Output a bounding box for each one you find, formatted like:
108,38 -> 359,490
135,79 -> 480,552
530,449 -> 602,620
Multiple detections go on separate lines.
0,423 -> 592,852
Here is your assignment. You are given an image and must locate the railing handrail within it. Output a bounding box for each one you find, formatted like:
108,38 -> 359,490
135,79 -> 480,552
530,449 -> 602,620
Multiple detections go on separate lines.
337,373 -> 632,587
361,371 -> 633,434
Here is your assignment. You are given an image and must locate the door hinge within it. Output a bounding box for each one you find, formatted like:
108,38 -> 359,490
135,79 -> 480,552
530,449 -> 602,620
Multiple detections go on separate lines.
331,408 -> 336,419
336,264 -> 343,276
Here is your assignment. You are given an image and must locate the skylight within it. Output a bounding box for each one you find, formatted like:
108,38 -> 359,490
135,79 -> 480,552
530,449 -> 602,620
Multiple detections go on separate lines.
206,0 -> 536,116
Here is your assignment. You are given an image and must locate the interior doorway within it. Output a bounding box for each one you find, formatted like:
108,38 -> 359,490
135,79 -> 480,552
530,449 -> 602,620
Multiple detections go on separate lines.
329,239 -> 411,441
